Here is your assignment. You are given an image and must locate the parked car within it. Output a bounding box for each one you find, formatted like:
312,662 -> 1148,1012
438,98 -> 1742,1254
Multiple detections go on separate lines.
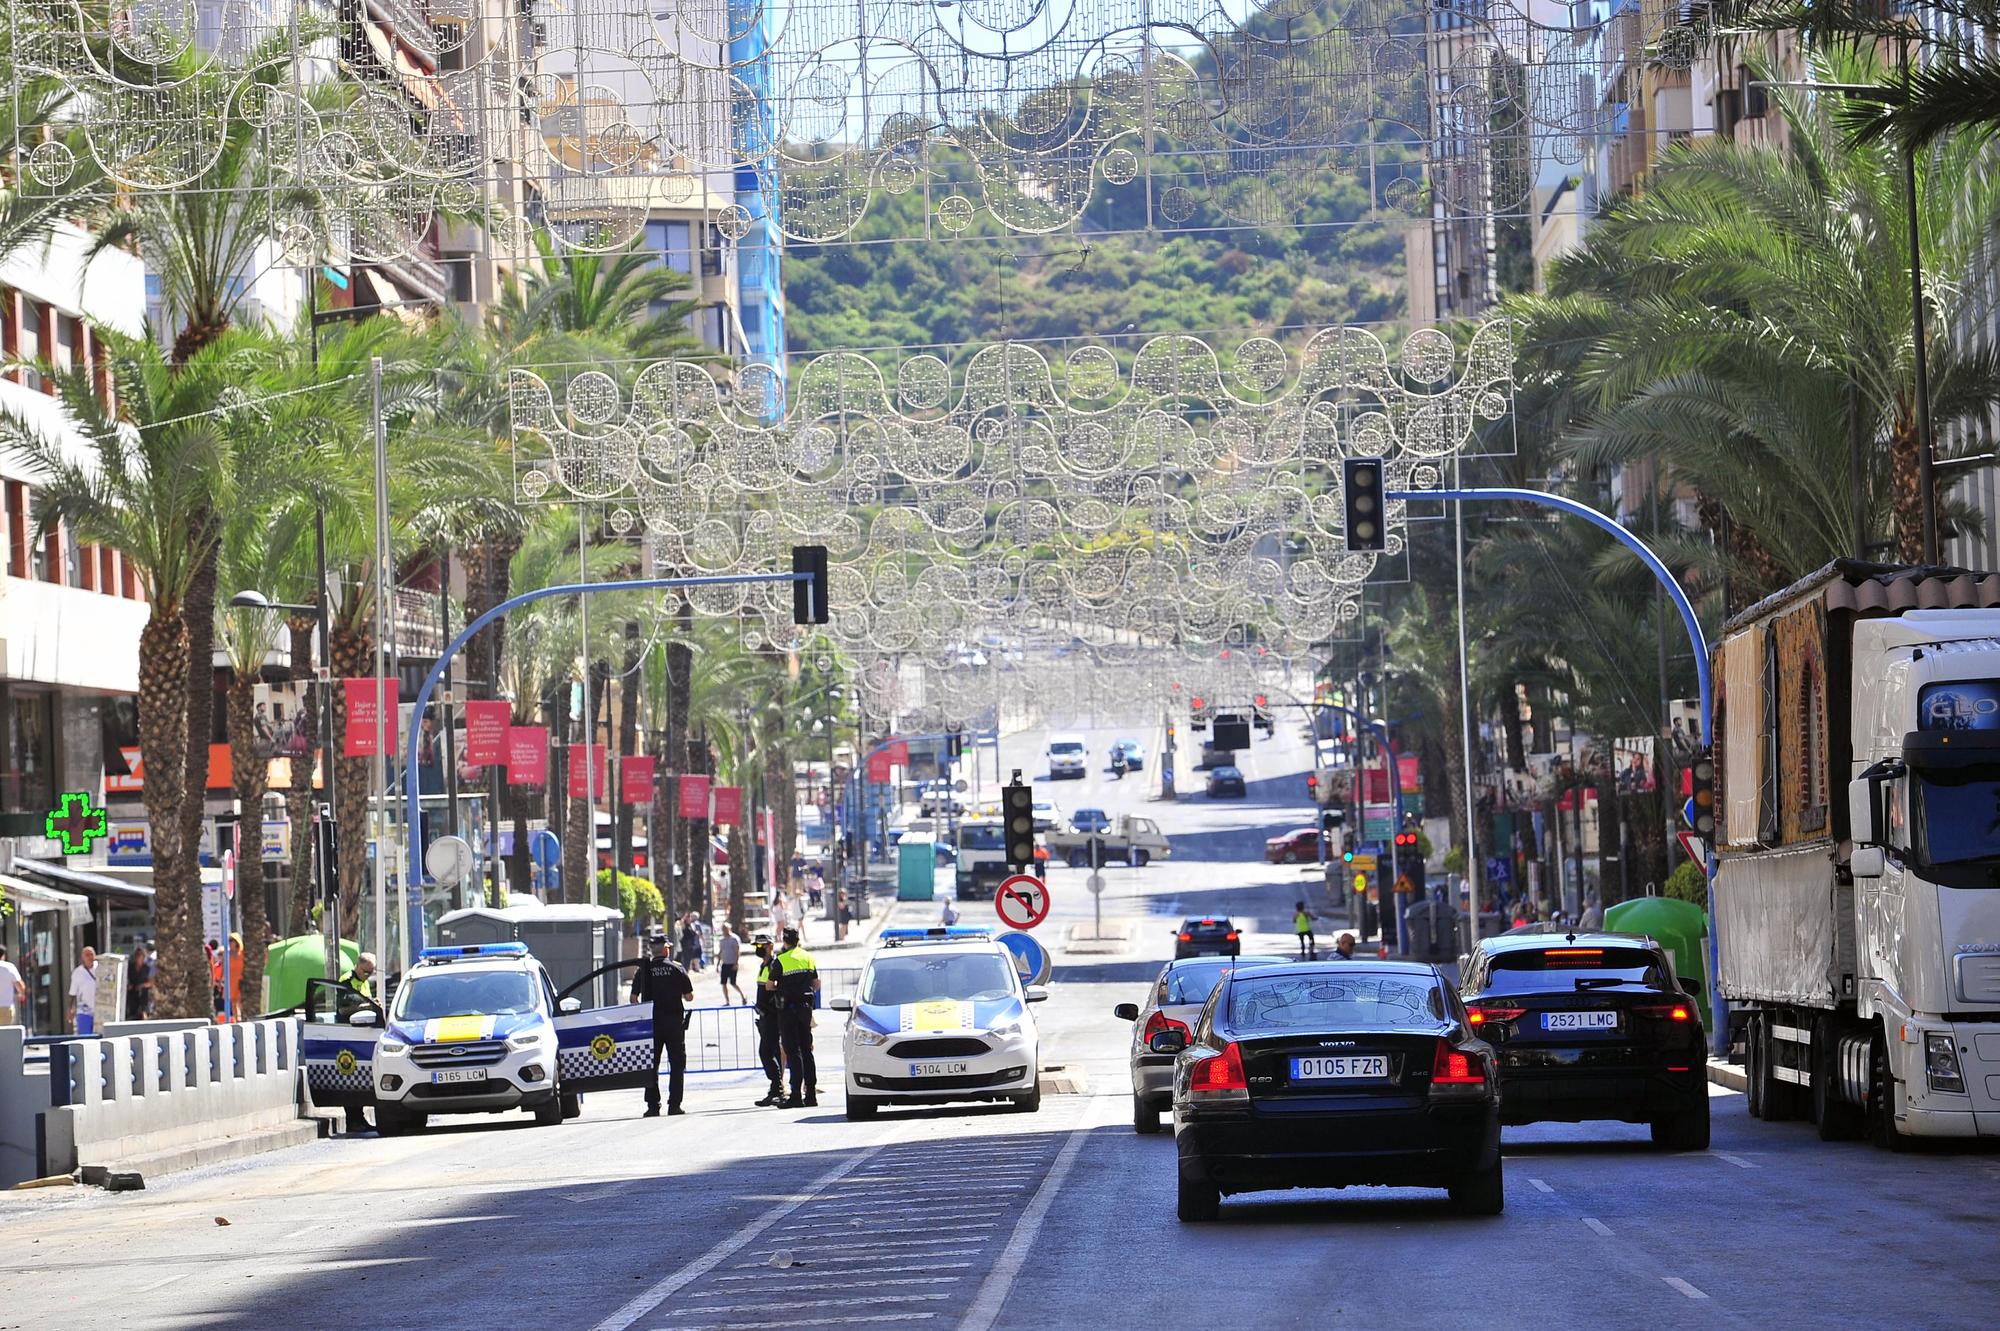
1206,765 -> 1246,798
1115,954 -> 1292,1134
1264,828 -> 1321,863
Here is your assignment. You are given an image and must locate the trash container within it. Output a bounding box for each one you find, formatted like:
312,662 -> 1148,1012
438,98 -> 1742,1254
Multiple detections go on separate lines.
1402,899 -> 1459,963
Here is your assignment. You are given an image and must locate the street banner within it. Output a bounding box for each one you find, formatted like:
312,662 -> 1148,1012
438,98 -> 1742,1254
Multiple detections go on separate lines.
866,738 -> 909,783
506,725 -> 549,786
341,678 -> 398,757
678,775 -> 711,819
567,744 -> 607,801
464,700 -> 510,764
621,755 -> 656,805
713,785 -> 744,826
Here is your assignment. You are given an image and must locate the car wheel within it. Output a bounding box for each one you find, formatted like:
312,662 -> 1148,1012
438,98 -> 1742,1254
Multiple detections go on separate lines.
1132,850 -> 1150,868
846,1094 -> 878,1121
374,1107 -> 410,1137
534,1094 -> 564,1127
1133,1098 -> 1162,1135
1448,1153 -> 1505,1216
1013,1084 -> 1042,1113
560,1090 -> 582,1121
1651,1097 -> 1711,1151
1176,1173 -> 1221,1223
1867,1033 -> 1912,1152
1283,849 -> 1300,864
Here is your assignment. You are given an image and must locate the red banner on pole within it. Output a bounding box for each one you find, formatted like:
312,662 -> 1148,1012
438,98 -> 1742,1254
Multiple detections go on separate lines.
678,775 -> 711,819
712,785 -> 744,826
866,738 -> 908,783
621,755 -> 656,805
464,700 -> 510,764
567,744 -> 607,801
506,725 -> 548,786
341,678 -> 399,757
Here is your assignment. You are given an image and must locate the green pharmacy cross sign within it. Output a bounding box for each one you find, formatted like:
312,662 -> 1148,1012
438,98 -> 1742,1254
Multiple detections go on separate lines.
45,792 -> 109,855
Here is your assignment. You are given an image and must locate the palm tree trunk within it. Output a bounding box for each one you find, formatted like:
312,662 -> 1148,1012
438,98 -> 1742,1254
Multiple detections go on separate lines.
766,741 -> 795,898
177,537 -> 219,1010
616,624 -> 640,875
226,671 -> 271,1017
1889,413 -> 1928,563
689,733 -> 711,916
727,822 -> 748,933
328,624 -> 372,938
284,617 -> 319,935
138,610 -> 205,1018
661,616 -> 693,917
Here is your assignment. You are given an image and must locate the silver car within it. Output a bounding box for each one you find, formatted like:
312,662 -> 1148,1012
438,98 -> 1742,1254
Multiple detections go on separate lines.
1113,953 -> 1292,1135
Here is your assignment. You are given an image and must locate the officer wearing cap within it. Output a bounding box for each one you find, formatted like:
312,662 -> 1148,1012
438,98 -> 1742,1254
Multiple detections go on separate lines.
772,926 -> 820,1108
630,930 -> 694,1117
752,934 -> 785,1106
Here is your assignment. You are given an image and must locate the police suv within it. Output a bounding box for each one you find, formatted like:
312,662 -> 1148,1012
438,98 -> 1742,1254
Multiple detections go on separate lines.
370,943 -> 572,1136
832,927 -> 1047,1120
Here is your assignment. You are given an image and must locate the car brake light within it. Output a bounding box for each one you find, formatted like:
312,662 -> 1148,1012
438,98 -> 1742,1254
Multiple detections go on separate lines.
1430,1038 -> 1486,1094
1224,931 -> 1239,941
1544,948 -> 1604,957
1142,1010 -> 1190,1043
1189,1041 -> 1248,1100
1466,1005 -> 1526,1027
1635,1004 -> 1692,1022
1178,932 -> 1192,942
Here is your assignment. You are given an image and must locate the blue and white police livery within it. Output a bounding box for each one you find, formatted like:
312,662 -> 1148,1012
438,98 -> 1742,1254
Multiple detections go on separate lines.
370,944 -> 569,1135
834,927 -> 1049,1119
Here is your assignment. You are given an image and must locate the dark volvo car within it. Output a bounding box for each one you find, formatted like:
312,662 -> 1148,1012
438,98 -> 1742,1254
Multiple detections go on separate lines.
1458,932 -> 1710,1151
1161,961 -> 1502,1221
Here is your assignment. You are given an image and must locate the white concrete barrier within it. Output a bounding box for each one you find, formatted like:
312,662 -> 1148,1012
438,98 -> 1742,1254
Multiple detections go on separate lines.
36,1018 -> 307,1179
0,1028 -> 50,1186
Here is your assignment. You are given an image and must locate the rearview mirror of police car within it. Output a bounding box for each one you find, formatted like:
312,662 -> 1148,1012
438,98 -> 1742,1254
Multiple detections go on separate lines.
348,1010 -> 379,1027
829,996 -> 854,1012
1025,987 -> 1050,1003
558,997 -> 582,1014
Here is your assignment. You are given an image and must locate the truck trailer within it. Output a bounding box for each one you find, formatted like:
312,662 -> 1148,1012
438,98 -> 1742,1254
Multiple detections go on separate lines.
1712,560 -> 2000,1146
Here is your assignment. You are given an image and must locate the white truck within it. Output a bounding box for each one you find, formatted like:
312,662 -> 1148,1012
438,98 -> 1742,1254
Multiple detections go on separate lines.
1714,561 -> 2000,1146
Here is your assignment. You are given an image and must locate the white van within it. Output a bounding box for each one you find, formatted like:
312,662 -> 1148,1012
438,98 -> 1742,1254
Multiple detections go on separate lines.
1045,733 -> 1088,779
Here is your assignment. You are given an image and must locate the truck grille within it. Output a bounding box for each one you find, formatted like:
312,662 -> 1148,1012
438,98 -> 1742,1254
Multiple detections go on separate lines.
1956,953 -> 2000,1005
411,1039 -> 507,1068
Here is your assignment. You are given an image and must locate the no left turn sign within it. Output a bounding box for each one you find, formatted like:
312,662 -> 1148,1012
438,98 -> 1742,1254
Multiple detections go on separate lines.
994,873 -> 1051,930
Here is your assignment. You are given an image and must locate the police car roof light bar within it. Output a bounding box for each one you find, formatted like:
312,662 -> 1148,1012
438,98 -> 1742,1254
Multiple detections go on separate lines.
417,942 -> 529,961
880,926 -> 993,947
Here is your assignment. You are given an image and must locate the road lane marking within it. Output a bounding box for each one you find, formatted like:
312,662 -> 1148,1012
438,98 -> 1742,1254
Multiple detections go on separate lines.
1582,1218 -> 1613,1237
1527,1178 -> 1554,1194
1663,1277 -> 1710,1300
660,1294 -> 952,1317
656,1314 -> 936,1329
1717,1153 -> 1758,1169
713,1262 -> 973,1283
684,1277 -> 963,1300
587,1143 -> 885,1331
730,1248 -> 981,1269
957,1094 -> 1106,1331
134,1274 -> 189,1294
756,1235 -> 986,1253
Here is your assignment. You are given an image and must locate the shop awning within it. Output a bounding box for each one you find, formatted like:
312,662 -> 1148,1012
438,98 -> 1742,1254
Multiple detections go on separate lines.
10,856 -> 155,905
0,873 -> 93,922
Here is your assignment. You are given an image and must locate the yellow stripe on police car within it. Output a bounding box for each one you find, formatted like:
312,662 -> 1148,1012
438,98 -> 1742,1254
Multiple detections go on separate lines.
425,1014 -> 494,1042
900,1000 -> 972,1033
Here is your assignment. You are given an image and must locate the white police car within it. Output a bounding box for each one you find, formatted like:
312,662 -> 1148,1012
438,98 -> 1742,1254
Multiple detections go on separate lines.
369,943 -> 570,1135
832,927 -> 1047,1120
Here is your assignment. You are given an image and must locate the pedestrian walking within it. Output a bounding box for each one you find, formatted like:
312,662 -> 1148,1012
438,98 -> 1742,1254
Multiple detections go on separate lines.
630,930 -> 694,1117
752,935 -> 785,1106
772,927 -> 820,1107
717,923 -> 746,1004
125,943 -> 155,1021
941,897 -> 959,927
1579,894 -> 1604,930
0,944 -> 25,1027
677,914 -> 702,971
67,946 -> 98,1035
1293,901 -> 1316,960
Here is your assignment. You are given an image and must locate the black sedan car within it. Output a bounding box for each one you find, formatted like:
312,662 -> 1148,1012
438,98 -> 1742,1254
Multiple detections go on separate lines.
1205,765 -> 1246,798
1458,932 -> 1709,1150
1174,917 -> 1241,959
1160,961 -> 1502,1220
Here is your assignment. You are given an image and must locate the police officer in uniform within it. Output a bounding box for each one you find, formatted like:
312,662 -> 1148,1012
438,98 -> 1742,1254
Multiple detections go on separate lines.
772,927 -> 820,1108
752,935 -> 785,1106
630,931 -> 694,1117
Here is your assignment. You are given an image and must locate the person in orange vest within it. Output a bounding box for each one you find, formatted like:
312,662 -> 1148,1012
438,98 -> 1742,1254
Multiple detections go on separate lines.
210,933 -> 245,1018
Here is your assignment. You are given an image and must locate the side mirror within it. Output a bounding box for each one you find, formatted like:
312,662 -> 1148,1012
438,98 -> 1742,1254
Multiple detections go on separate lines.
1847,774 -> 1881,846
1025,986 -> 1050,1003
1677,976 -> 1703,996
829,996 -> 853,1012
1851,846 -> 1886,879
558,997 -> 583,1014
347,1009 -> 378,1027
1148,1029 -> 1189,1055
1113,1002 -> 1140,1021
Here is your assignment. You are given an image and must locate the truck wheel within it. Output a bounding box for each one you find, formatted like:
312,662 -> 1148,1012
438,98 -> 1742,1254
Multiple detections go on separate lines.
1868,1034 -> 1913,1153
1132,850 -> 1150,868
1752,1014 -> 1794,1121
1812,1019 -> 1862,1141
1745,1014 -> 1766,1119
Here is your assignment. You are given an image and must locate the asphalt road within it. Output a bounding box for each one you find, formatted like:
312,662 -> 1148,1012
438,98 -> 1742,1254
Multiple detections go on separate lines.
4,721 -> 1998,1329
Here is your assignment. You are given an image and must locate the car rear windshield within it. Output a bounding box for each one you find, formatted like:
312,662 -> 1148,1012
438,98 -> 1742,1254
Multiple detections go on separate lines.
1484,947 -> 1667,992
959,825 -> 1003,850
1227,974 -> 1445,1031
1160,958 -> 1286,1005
1183,919 -> 1233,935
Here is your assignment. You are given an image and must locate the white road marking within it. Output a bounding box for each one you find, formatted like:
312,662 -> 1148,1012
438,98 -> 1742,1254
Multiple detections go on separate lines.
713,1262 -> 973,1284
957,1094 -> 1106,1331
757,1235 -> 984,1254
683,1277 -> 963,1300
1663,1277 -> 1710,1300
768,1221 -> 1001,1240
730,1248 -> 981,1270
134,1274 -> 189,1295
655,1314 -> 936,1329
281,1222 -> 327,1241
1717,1153 -> 1758,1169
1582,1218 -> 1614,1237
659,1294 -> 952,1318
587,1144 -> 885,1331
1527,1178 -> 1554,1194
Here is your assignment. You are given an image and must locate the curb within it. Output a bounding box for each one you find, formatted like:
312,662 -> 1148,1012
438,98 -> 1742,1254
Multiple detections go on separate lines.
1706,1058 -> 1746,1092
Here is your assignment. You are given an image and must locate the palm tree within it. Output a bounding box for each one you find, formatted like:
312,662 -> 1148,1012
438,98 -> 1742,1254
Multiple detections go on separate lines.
0,329 -> 286,1015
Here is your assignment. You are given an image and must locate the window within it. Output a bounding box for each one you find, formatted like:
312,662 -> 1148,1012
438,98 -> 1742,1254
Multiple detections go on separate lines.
3,481 -> 24,578
1740,66 -> 1768,119
19,301 -> 41,392
4,688 -> 56,812
741,303 -> 763,334
445,255 -> 474,302
646,220 -> 693,275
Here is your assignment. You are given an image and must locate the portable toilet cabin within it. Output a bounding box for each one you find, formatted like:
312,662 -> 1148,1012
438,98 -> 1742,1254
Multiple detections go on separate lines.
436,901 -> 626,1008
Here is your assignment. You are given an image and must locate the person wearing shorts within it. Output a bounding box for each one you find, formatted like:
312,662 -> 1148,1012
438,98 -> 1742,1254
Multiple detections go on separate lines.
717,923 -> 745,1005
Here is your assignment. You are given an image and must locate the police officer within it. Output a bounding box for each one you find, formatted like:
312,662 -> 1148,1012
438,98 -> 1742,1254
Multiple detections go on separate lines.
630,931 -> 694,1117
340,951 -> 377,998
752,934 -> 785,1106
772,927 -> 820,1108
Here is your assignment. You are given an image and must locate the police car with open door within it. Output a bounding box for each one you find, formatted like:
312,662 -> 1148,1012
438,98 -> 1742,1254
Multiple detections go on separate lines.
831,927 -> 1047,1119
301,943 -> 663,1135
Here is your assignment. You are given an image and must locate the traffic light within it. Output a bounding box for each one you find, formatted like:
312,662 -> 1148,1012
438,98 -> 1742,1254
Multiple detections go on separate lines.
946,730 -> 963,761
1002,776 -> 1036,870
1393,829 -> 1419,851
1687,747 -> 1716,839
791,544 -> 830,625
1342,846 -> 1355,865
1190,695 -> 1209,732
1305,773 -> 1319,799
1342,457 -> 1386,552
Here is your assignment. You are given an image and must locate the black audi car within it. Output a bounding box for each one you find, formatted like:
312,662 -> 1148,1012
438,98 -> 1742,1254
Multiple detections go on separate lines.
1173,916 -> 1241,959
1159,960 -> 1502,1221
1458,932 -> 1709,1150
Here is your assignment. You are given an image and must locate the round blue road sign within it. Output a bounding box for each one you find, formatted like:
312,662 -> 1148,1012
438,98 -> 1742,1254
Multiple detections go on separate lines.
997,930 -> 1052,986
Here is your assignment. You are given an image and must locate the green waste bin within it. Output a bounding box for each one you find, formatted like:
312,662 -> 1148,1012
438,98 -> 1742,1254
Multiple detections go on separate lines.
1604,897 -> 1712,1030
264,934 -> 361,1013
897,839 -> 938,901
